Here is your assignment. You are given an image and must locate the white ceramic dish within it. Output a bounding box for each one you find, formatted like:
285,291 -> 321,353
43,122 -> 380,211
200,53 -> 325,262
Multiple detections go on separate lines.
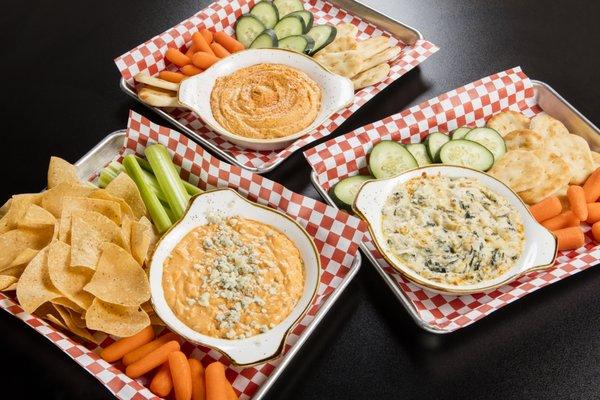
149,188 -> 320,366
177,48 -> 355,151
353,165 -> 558,295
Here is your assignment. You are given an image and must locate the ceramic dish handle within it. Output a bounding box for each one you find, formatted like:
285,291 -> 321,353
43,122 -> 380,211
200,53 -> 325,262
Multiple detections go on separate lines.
329,75 -> 355,112
524,222 -> 558,273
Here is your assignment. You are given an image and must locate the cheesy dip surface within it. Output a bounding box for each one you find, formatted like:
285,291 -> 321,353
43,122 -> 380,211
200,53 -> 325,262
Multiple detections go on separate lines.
163,216 -> 304,340
381,174 -> 525,286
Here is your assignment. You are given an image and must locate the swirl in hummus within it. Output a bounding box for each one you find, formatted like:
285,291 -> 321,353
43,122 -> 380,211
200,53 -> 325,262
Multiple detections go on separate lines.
162,216 -> 304,340
210,63 -> 322,139
381,174 -> 525,286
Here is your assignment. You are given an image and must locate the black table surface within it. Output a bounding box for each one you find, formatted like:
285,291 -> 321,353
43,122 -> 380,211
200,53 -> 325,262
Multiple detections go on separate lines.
2,0 -> 600,398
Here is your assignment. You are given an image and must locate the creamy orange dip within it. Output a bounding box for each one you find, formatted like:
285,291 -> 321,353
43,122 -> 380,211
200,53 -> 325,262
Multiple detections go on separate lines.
162,216 -> 304,340
210,63 -> 322,139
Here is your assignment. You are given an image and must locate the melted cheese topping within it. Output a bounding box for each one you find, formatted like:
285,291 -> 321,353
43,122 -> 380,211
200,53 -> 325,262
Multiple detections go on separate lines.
381,174 -> 525,286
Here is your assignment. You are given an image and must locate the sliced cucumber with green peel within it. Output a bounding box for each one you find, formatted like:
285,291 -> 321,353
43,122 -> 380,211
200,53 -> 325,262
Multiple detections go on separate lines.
405,143 -> 432,166
287,10 -> 313,32
249,29 -> 279,48
273,15 -> 305,39
368,141 -> 418,179
465,127 -> 506,161
278,35 -> 315,53
306,25 -> 337,54
329,175 -> 372,211
235,14 -> 266,48
249,1 -> 279,29
424,132 -> 450,161
451,127 -> 471,140
273,0 -> 304,17
438,140 -> 495,171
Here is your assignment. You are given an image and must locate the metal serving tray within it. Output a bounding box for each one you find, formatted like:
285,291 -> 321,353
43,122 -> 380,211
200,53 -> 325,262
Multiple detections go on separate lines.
75,130 -> 363,399
310,80 -> 600,334
119,0 -> 423,174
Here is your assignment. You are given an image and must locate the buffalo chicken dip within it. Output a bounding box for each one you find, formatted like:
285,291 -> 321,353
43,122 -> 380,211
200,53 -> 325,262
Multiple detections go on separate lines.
381,174 -> 525,286
162,216 -> 304,340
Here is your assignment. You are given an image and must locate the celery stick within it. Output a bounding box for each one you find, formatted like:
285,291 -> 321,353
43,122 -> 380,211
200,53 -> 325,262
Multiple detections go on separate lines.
122,155 -> 172,233
145,144 -> 190,220
136,155 -> 201,196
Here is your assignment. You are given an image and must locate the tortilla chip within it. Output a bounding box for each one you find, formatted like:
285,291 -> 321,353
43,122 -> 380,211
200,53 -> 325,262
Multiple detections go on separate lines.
48,157 -> 80,189
40,183 -> 94,218
131,217 -> 154,265
0,198 -> 12,218
70,210 -> 123,269
121,215 -> 133,252
0,275 -> 18,290
89,189 -> 135,220
84,243 -> 150,306
105,173 -> 147,219
0,228 -> 53,272
53,304 -> 100,343
61,196 -> 122,225
0,194 -> 43,234
85,298 -> 150,337
57,216 -> 72,243
46,314 -> 69,330
19,204 -> 57,228
47,241 -> 94,310
16,246 -> 61,313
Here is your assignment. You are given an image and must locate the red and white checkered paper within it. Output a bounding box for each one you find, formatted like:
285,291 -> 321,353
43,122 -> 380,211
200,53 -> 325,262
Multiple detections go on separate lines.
0,110 -> 366,399
114,0 -> 438,172
304,67 -> 600,332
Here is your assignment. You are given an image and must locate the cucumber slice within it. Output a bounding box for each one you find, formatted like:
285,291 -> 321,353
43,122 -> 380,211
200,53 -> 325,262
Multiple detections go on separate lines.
249,29 -> 279,49
451,127 -> 471,140
287,10 -> 313,32
368,141 -> 418,179
235,15 -> 266,48
306,25 -> 337,55
405,143 -> 432,166
273,0 -> 304,17
465,127 -> 506,161
250,1 -> 279,29
273,15 -> 305,39
329,175 -> 372,211
424,132 -> 450,161
278,35 -> 315,53
438,140 -> 495,171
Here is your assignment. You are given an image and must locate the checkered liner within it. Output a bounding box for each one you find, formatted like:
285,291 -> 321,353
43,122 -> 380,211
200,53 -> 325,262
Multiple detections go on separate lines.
0,110 -> 366,399
114,0 -> 438,171
304,66 -> 600,332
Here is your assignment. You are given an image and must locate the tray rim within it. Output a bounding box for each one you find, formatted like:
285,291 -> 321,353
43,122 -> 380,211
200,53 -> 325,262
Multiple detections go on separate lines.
74,129 -> 364,400
118,0 -> 425,174
308,79 -> 600,335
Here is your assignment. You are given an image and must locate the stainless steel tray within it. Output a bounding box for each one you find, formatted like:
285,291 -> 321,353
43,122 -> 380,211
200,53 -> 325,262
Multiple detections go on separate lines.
75,129 -> 363,399
310,80 -> 600,335
119,0 -> 423,174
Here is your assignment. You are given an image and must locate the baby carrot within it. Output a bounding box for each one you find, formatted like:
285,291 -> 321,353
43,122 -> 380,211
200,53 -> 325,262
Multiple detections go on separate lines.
584,168 -> 600,202
210,43 -> 231,58
150,362 -> 173,397
553,226 -> 585,251
166,48 -> 192,67
123,332 -> 179,366
189,358 -> 206,400
587,203 -> 600,224
169,351 -> 192,400
529,196 -> 562,223
100,326 -> 154,362
158,71 -> 186,83
185,44 -> 197,58
125,340 -> 180,379
593,221 -> 600,242
213,31 -> 245,53
205,362 -> 229,400
192,52 -> 220,70
226,383 -> 238,400
181,64 -> 203,76
542,211 -> 580,231
567,185 -> 588,221
192,32 -> 215,55
200,28 -> 213,44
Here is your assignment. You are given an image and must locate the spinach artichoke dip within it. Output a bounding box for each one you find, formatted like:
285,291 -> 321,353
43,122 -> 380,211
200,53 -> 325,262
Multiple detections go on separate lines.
381,174 -> 525,286
162,216 -> 304,340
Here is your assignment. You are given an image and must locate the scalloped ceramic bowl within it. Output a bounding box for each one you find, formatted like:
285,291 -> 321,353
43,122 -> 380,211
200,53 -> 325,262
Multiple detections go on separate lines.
353,164 -> 558,295
149,189 -> 320,366
177,48 -> 355,151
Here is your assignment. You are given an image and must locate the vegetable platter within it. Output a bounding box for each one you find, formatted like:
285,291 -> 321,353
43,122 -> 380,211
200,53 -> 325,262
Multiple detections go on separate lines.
0,110 -> 366,399
115,0 -> 438,174
304,67 -> 600,333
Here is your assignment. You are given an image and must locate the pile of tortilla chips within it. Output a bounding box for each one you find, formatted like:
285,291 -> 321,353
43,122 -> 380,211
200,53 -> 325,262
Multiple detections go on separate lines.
0,157 -> 161,341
